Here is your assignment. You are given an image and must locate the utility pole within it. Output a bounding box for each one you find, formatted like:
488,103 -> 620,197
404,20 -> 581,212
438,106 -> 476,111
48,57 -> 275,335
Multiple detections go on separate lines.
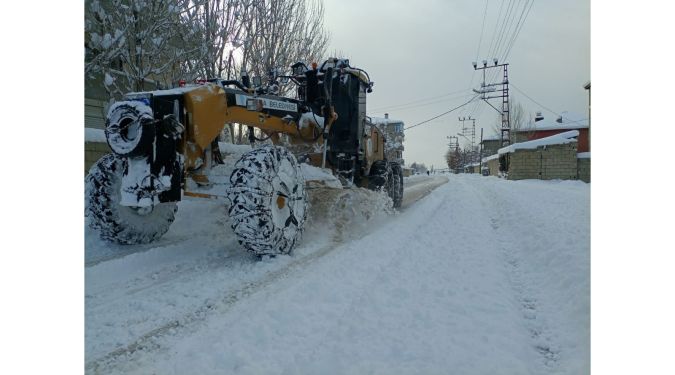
479,127 -> 484,174
447,135 -> 460,171
458,116 -> 477,163
472,59 -> 510,148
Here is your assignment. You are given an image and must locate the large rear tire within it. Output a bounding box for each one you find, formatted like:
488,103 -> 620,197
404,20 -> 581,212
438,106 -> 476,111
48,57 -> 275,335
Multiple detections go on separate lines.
85,154 -> 177,244
389,162 -> 404,208
368,160 -> 403,208
368,160 -> 390,191
227,145 -> 308,256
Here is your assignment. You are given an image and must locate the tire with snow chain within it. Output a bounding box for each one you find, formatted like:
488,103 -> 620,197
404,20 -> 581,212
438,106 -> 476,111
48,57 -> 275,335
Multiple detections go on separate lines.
85,154 -> 177,244
368,160 -> 400,205
105,102 -> 155,157
389,162 -> 404,208
368,160 -> 390,191
227,145 -> 308,256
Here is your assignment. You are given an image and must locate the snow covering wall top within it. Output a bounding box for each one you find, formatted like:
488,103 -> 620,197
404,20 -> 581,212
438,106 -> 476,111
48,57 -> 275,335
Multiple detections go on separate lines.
498,130 -> 579,155
482,153 -> 500,162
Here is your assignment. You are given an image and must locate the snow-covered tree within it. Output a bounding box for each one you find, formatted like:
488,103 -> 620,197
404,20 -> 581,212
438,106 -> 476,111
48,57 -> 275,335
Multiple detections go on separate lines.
85,0 -> 331,110
239,0 -> 330,95
492,98 -> 528,143
85,0 -> 202,98
445,147 -> 462,171
409,162 -> 428,175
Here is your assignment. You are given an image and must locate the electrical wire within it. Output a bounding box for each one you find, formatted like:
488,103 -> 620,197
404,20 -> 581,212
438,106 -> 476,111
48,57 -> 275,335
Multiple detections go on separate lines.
465,0 -> 491,104
502,0 -> 535,61
486,0 -> 506,63
510,83 -> 587,124
490,0 -> 517,61
372,92 -> 476,114
404,95 -> 480,131
370,87 -> 473,112
496,0 -> 523,59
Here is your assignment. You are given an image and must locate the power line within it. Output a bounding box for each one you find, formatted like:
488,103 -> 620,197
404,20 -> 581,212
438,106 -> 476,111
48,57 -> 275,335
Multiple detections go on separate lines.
496,0 -> 523,59
509,83 -> 557,115
484,0 -> 518,90
470,0 -> 491,86
502,0 -> 535,61
382,93 -> 476,113
369,88 -> 472,112
486,0 -> 507,62
490,0 -> 517,61
404,95 -> 480,131
510,83 -> 587,125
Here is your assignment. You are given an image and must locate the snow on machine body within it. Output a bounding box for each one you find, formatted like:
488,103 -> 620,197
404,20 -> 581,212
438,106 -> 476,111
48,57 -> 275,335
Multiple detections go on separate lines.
86,58 -> 404,256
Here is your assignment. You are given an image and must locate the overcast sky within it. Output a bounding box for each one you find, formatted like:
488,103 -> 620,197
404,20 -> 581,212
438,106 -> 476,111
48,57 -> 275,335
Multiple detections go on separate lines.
323,0 -> 590,169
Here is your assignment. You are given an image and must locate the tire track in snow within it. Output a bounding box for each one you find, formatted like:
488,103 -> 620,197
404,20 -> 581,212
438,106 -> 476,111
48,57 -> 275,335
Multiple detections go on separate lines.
86,180 -> 450,373
471,178 -> 561,371
303,195 -> 450,364
86,235 -> 361,374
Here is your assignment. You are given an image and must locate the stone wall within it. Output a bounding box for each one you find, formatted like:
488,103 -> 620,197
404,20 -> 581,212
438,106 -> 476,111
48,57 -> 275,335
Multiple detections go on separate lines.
486,158 -> 500,176
577,157 -> 591,182
85,141 -> 111,175
507,142 -> 578,181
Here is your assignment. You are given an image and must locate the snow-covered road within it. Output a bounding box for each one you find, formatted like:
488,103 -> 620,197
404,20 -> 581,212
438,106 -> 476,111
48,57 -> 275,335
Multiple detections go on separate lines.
85,174 -> 589,374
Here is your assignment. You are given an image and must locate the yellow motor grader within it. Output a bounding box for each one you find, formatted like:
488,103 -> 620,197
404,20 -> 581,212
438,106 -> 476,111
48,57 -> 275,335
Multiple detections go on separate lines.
85,58 -> 403,256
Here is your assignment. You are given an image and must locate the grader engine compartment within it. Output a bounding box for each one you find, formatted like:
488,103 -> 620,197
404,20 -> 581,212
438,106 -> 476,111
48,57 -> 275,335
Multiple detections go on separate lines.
86,58 -> 403,256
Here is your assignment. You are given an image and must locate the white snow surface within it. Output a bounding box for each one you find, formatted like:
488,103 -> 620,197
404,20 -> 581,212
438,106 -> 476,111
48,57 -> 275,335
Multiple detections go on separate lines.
499,130 -> 579,155
482,133 -> 501,142
483,153 -> 500,162
85,175 -> 589,375
368,115 -> 404,126
577,152 -> 591,159
300,164 -> 342,188
85,128 -> 107,143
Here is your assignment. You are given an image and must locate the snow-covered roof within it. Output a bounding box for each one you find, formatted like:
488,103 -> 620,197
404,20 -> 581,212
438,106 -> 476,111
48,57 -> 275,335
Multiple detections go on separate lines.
367,116 -> 404,125
126,85 -> 203,97
498,130 -> 578,155
482,153 -> 500,162
517,111 -> 588,132
481,134 -> 501,142
577,152 -> 591,159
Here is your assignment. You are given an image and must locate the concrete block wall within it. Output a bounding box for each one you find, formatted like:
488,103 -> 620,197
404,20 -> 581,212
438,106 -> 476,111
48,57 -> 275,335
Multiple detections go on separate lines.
486,158 -> 500,176
507,142 -> 578,181
577,158 -> 591,182
85,141 -> 111,175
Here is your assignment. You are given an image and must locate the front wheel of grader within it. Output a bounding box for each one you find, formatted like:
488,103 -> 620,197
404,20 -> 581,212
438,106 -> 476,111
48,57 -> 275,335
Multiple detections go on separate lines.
227,145 -> 308,257
85,154 -> 178,244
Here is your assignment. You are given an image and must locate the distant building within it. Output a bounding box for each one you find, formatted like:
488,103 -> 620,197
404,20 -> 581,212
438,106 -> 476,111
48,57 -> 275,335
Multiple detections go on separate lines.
367,113 -> 405,165
514,112 -> 590,153
480,134 -> 502,157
